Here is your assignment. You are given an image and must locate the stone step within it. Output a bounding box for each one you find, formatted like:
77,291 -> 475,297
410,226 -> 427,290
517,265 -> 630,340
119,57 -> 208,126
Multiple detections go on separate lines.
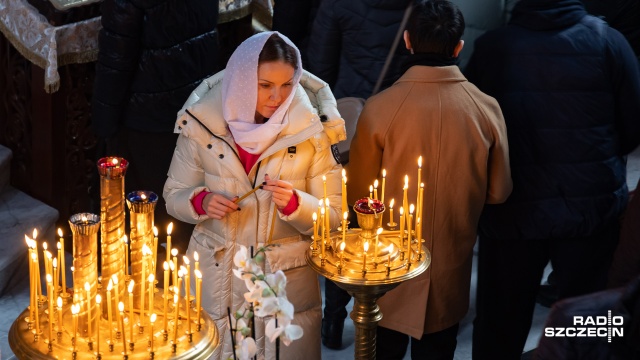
0,186 -> 58,297
0,145 -> 11,194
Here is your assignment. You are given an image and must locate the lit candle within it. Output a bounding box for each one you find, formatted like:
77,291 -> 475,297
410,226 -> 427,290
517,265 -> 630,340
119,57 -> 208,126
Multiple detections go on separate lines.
33,229 -> 42,301
119,302 -> 127,356
72,303 -> 79,353
416,156 -> 422,218
312,212 -> 318,251
45,250 -> 52,296
341,169 -> 348,215
57,296 -> 63,333
320,208 -> 326,259
407,204 -> 414,260
381,169 -> 387,204
418,183 -> 425,235
172,293 -> 179,344
341,212 -> 348,243
111,275 -> 120,333
322,175 -> 327,203
52,258 -> 58,299
183,257 -> 191,335
56,242 -> 61,294
195,270 -> 202,331
42,241 -> 49,278
96,294 -> 101,356
325,198 -> 331,239
373,179 -> 379,200
171,248 -> 179,289
369,185 -> 373,199
33,253 -> 40,336
163,261 -> 169,334
58,229 -> 66,295
128,280 -> 134,346
339,241 -> 346,266
153,226 -> 159,278
46,274 -> 53,347
149,313 -> 157,353
166,222 -> 173,264
148,274 -> 155,326
141,244 -> 149,328
106,279 -> 113,346
402,176 -> 409,227
84,282 -> 92,341
194,251 -> 200,273
399,206 -> 405,241
26,237 -> 34,321
362,242 -> 369,272
388,199 -> 396,227
122,235 -> 129,277
374,227 -> 383,261
178,268 -> 185,303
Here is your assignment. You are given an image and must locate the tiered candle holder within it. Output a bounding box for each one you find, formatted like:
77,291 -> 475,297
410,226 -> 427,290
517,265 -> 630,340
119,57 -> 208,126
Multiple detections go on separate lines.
306,198 -> 430,360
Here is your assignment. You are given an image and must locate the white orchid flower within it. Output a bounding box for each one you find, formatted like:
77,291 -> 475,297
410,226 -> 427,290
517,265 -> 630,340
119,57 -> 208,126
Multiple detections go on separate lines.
235,335 -> 257,360
265,317 -> 303,346
265,270 -> 287,297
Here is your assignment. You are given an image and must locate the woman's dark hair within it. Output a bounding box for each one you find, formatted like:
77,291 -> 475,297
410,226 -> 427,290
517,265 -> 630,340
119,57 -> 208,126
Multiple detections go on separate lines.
258,34 -> 299,69
406,0 -> 465,56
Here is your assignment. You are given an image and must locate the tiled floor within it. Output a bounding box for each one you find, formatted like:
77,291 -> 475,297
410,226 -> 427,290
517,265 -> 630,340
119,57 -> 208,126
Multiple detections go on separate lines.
1,147 -> 639,359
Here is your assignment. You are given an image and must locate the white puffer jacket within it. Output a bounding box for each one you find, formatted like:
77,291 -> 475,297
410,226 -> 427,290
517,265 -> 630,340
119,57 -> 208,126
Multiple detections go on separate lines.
164,70 -> 346,360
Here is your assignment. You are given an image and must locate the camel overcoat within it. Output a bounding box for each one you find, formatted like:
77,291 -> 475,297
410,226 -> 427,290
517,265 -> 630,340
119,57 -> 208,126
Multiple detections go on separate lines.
347,65 -> 512,337
164,70 -> 346,359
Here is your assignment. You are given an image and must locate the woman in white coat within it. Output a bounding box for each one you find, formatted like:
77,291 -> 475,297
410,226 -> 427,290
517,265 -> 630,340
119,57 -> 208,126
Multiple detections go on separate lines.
163,31 -> 345,359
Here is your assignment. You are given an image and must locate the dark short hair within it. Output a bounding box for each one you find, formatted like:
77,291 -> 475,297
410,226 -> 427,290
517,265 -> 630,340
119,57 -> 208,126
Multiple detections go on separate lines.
406,0 -> 465,56
258,33 -> 299,70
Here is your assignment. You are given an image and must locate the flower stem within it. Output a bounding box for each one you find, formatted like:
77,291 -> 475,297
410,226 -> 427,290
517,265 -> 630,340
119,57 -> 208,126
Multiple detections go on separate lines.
227,307 -> 237,360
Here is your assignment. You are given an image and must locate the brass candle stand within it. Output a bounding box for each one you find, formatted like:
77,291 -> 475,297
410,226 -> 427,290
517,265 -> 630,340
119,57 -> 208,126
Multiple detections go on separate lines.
306,204 -> 431,360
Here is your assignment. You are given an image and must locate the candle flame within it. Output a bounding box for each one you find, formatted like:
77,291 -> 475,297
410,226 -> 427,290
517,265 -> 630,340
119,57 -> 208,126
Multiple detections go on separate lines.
168,222 -> 174,235
112,274 -> 118,285
81,215 -> 87,223
322,175 -> 326,182
107,279 -> 113,291
153,226 -> 158,237
57,242 -> 61,250
180,266 -> 187,274
319,199 -> 323,207
382,169 -> 386,178
142,244 -> 151,255
57,228 -> 63,237
343,211 -> 348,220
141,193 -> 147,200
46,251 -> 52,260
364,242 -> 370,252
195,269 -> 202,279
390,199 -> 395,208
24,235 -> 31,248
400,207 -> 404,215
418,156 -> 422,168
374,179 -> 379,189
122,235 -> 128,244
32,228 -> 38,239
84,282 -> 90,291
148,274 -> 154,283
150,313 -> 157,323
421,182 -> 424,188
171,248 -> 178,257
45,274 -> 52,283
174,294 -> 178,303
194,251 -> 199,262
53,257 -> 57,268
369,185 -> 373,193
183,256 -> 190,265
342,169 -> 346,177
169,261 -> 175,271
118,302 -> 124,312
312,212 -> 317,221
96,294 -> 102,304
344,176 -> 347,184
164,261 -> 169,271
404,175 -> 409,187
128,280 -> 134,293
325,198 -> 330,206
70,266 -> 75,272
57,296 -> 62,308
111,158 -> 118,165
340,242 -> 346,251
377,227 -> 384,235
320,207 -> 325,215
43,242 -> 48,250
179,268 -> 185,277
410,204 -> 415,214
72,304 -> 79,315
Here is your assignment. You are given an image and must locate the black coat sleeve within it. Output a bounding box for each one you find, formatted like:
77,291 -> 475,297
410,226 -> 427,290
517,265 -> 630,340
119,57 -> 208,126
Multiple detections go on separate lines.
91,0 -> 144,138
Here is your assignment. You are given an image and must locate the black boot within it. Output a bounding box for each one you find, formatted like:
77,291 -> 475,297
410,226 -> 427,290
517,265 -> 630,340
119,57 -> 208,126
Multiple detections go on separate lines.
321,317 -> 344,349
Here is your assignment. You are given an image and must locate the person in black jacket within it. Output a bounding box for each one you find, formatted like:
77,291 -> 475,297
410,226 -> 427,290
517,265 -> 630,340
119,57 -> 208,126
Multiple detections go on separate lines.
91,0 -> 220,251
307,0 -> 411,100
465,0 -> 640,358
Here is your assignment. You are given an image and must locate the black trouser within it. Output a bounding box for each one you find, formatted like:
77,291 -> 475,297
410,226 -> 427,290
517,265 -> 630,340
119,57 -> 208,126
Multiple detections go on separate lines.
323,279 -> 351,323
472,223 -> 620,360
377,323 -> 459,360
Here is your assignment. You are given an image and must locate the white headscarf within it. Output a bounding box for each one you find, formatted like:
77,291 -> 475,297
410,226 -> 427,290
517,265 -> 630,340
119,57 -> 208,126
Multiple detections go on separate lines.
221,31 -> 303,154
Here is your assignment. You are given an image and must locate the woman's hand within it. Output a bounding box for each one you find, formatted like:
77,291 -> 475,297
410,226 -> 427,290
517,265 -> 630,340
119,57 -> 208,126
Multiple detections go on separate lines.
261,174 -> 295,209
202,193 -> 240,219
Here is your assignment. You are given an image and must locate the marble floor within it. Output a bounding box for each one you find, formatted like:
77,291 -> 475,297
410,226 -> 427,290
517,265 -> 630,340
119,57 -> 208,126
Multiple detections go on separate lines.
1,147 -> 639,359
